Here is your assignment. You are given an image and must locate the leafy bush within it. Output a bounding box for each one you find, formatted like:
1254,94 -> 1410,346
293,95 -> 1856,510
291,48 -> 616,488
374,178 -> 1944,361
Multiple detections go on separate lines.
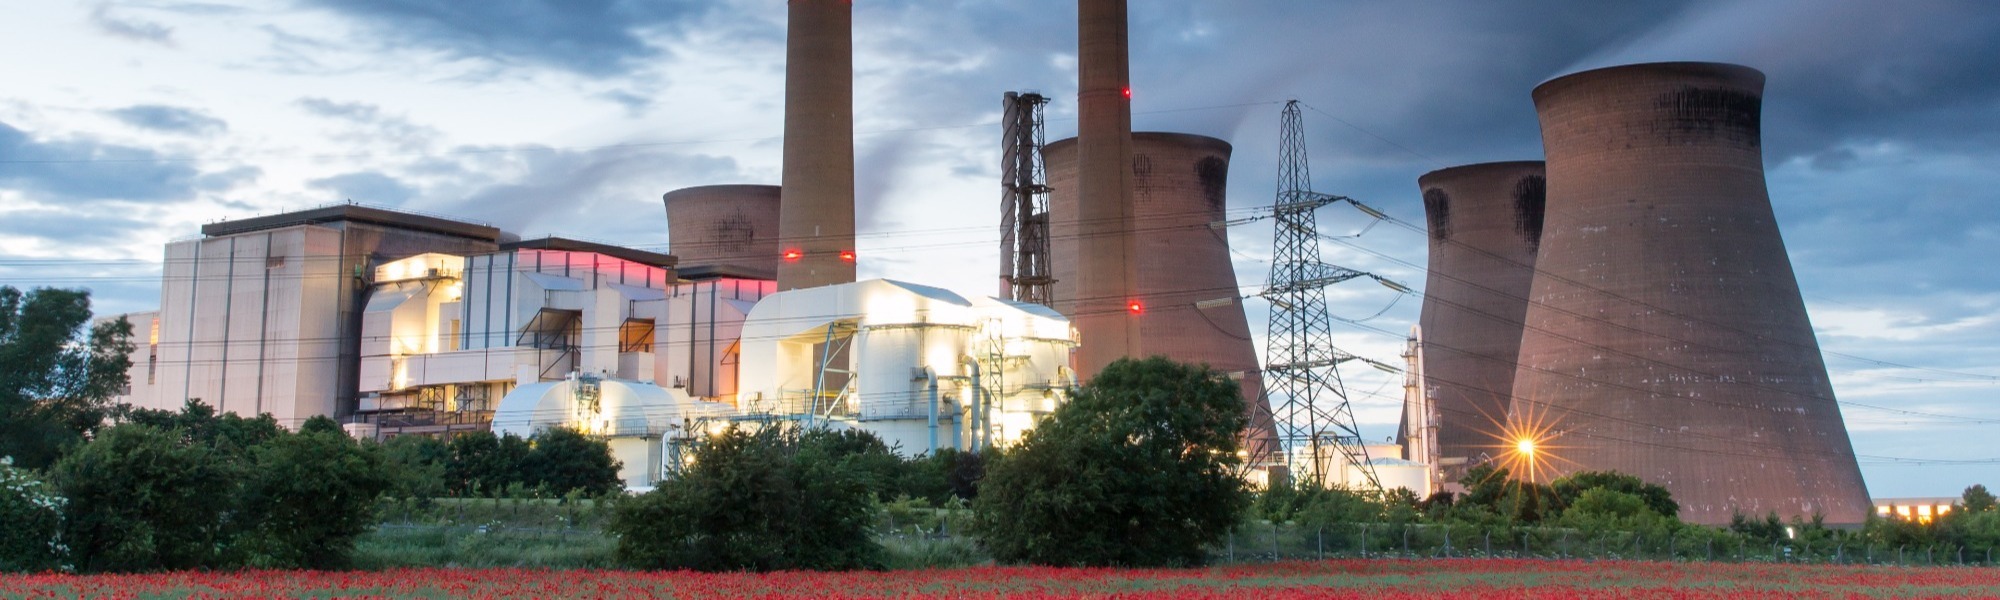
53,424 -> 237,572
972,356 -> 1249,567
610,425 -> 882,571
0,457 -> 67,572
235,430 -> 393,569
379,435 -> 450,500
1549,470 -> 1679,518
521,427 -> 622,497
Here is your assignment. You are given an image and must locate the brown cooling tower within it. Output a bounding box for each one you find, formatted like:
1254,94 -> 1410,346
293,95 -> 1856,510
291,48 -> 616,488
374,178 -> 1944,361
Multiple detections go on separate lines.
1416,162 -> 1545,464
1049,132 -> 1279,458
663,184 -> 781,277
777,0 -> 856,291
1512,62 -> 1869,524
1068,0 -> 1140,379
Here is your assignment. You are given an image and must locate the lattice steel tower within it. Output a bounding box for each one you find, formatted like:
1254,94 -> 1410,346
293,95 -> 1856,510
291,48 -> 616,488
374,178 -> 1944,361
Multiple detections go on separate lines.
1261,100 -> 1382,491
1000,91 -> 1055,306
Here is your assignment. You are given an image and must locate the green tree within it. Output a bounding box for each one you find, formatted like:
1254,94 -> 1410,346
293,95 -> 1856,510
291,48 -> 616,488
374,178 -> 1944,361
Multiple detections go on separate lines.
444,430 -> 531,496
234,429 -> 392,569
299,415 -> 344,436
120,399 -> 284,460
610,425 -> 881,571
52,425 -> 236,572
522,427 -> 622,496
0,287 -> 133,470
1556,488 -> 1675,533
1549,470 -> 1679,519
0,457 -> 66,572
379,435 -> 450,499
971,356 -> 1249,567
1963,484 -> 1996,513
799,427 -> 907,502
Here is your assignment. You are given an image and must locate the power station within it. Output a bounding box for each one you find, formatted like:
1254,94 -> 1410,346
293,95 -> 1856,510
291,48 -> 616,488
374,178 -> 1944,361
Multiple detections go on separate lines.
97,2 -> 1870,524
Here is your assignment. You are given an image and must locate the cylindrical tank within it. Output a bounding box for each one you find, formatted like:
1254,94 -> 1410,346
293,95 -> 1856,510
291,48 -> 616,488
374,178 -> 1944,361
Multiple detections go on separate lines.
663,184 -> 781,276
1513,62 -> 1870,524
778,0 -> 856,290
1415,161 -> 1545,464
1070,0 -> 1139,379
1049,132 -> 1277,459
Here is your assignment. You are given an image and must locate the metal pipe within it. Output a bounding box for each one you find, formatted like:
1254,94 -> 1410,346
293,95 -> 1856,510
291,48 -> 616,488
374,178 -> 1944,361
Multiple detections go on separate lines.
962,355 -> 984,452
926,366 -> 939,454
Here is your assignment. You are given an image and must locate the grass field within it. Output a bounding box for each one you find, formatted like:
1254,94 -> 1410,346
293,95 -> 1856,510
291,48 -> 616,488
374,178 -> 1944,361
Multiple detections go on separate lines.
4,559 -> 1997,599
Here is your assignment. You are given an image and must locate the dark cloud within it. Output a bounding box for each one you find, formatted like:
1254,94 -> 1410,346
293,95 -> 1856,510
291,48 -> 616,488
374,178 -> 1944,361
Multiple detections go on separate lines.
0,120 -> 201,204
90,3 -> 174,45
300,0 -> 715,77
108,104 -> 228,136
309,171 -> 416,205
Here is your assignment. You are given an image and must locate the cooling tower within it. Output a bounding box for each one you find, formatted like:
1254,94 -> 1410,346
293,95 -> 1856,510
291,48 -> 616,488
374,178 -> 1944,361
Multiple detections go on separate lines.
1049,132 -> 1279,459
1512,62 -> 1869,524
1416,162 -> 1545,465
1068,0 -> 1140,379
663,184 -> 781,277
777,0 -> 856,291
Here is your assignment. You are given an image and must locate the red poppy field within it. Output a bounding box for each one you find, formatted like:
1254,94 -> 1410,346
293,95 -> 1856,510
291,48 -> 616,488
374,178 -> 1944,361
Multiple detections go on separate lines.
3,559 -> 1998,599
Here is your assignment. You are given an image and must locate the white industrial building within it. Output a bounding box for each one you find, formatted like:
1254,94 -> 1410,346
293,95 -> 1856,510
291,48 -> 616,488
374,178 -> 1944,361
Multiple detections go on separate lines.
104,204 -> 1077,489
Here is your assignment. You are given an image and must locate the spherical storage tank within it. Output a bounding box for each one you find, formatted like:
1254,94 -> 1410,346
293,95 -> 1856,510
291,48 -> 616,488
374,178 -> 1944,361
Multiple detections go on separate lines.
1511,62 -> 1869,524
1415,161 -> 1545,463
1048,132 -> 1278,458
663,184 -> 781,276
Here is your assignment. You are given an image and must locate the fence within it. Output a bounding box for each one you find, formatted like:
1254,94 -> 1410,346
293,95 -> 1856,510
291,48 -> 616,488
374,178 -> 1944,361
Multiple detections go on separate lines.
1209,521 -> 1998,567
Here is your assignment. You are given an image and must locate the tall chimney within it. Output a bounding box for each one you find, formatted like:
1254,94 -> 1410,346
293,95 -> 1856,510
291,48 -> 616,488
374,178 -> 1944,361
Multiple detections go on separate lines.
777,0 -> 857,291
1070,0 -> 1138,379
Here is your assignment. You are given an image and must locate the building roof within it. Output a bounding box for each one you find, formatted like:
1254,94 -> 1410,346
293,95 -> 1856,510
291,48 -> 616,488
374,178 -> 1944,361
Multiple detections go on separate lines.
673,264 -> 776,282
501,236 -> 679,269
200,204 -> 502,241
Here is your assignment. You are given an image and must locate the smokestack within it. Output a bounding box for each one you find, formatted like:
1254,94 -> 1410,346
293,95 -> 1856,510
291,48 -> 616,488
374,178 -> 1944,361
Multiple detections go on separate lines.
1070,0 -> 1138,379
1513,62 -> 1870,524
777,0 -> 856,291
1414,161 -> 1545,465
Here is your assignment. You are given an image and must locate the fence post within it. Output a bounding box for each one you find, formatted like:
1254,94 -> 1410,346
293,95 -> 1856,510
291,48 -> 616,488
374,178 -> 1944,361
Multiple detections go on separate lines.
1668,532 -> 1675,561
1228,529 -> 1236,562
1273,521 -> 1280,561
1484,531 -> 1491,557
1361,524 -> 1368,559
1561,531 -> 1570,558
1443,527 -> 1452,558
1402,524 -> 1411,555
1317,526 -> 1324,560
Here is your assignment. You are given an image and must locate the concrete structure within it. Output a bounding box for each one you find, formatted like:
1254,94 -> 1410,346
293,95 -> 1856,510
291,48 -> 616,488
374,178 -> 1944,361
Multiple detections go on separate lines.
1294,441 -> 1433,496
113,205 -> 501,427
1067,0 -> 1139,379
777,0 -> 857,290
1512,62 -> 1870,524
1414,161 -> 1545,468
1048,132 -> 1276,460
736,279 -> 1076,455
664,184 -> 782,278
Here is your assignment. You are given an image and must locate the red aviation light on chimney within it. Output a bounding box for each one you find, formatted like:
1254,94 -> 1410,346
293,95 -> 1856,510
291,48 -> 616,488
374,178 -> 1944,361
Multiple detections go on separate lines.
782,249 -> 804,262
1127,300 -> 1144,314
838,250 -> 856,262
1122,87 -> 1132,99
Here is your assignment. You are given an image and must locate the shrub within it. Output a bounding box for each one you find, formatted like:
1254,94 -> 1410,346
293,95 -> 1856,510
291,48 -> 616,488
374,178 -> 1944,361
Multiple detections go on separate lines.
379,435 -> 450,499
610,425 -> 882,571
0,457 -> 67,572
52,424 -> 237,572
972,356 -> 1249,567
234,430 -> 392,569
522,427 -> 622,497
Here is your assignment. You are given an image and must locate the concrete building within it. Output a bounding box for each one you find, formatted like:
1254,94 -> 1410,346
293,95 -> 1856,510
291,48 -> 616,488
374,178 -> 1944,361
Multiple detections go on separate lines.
1512,62 -> 1870,524
1414,162 -> 1545,472
112,205 -> 501,427
663,184 -> 782,279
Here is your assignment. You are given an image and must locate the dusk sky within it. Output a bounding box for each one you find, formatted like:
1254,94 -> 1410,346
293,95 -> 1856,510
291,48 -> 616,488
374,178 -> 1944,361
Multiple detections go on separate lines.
1,0 -> 1996,497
